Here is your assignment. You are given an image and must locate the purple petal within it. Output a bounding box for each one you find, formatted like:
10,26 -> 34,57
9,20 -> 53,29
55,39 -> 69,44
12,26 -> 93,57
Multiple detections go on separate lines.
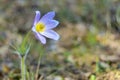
33,11 -> 41,26
41,30 -> 60,40
35,33 -> 46,44
40,11 -> 55,23
45,20 -> 59,30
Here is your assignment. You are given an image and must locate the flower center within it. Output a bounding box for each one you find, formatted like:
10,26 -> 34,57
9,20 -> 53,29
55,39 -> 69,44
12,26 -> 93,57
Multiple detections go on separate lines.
35,22 -> 45,32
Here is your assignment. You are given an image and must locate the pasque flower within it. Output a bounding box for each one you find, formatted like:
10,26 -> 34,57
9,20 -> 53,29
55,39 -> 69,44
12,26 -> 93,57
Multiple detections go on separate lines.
32,11 -> 60,44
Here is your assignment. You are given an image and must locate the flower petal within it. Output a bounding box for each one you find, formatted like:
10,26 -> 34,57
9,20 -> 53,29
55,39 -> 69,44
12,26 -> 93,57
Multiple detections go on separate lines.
33,11 -> 41,25
32,26 -> 36,32
45,20 -> 59,30
41,30 -> 60,40
40,11 -> 55,23
35,33 -> 46,44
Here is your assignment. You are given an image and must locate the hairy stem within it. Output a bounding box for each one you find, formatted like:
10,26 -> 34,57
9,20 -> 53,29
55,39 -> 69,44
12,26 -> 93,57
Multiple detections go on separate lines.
21,57 -> 26,80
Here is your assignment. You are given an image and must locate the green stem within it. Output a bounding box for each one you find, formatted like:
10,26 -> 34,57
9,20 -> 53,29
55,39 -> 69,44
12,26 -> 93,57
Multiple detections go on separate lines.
35,51 -> 44,79
21,57 -> 26,80
35,54 -> 41,79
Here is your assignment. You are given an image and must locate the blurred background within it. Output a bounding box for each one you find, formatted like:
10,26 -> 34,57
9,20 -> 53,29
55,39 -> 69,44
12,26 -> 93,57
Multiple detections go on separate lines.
0,0 -> 120,80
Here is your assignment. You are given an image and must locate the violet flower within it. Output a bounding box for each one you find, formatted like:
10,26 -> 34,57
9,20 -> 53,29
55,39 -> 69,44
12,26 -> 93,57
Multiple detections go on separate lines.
32,11 -> 60,44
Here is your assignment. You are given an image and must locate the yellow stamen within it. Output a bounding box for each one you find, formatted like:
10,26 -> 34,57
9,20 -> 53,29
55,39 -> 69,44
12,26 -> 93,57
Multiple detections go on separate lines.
35,22 -> 45,32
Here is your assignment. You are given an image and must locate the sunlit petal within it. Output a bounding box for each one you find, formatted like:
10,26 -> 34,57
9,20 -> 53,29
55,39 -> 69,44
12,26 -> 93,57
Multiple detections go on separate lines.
40,11 -> 55,23
41,30 -> 60,40
45,20 -> 59,30
35,33 -> 46,44
33,11 -> 41,26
